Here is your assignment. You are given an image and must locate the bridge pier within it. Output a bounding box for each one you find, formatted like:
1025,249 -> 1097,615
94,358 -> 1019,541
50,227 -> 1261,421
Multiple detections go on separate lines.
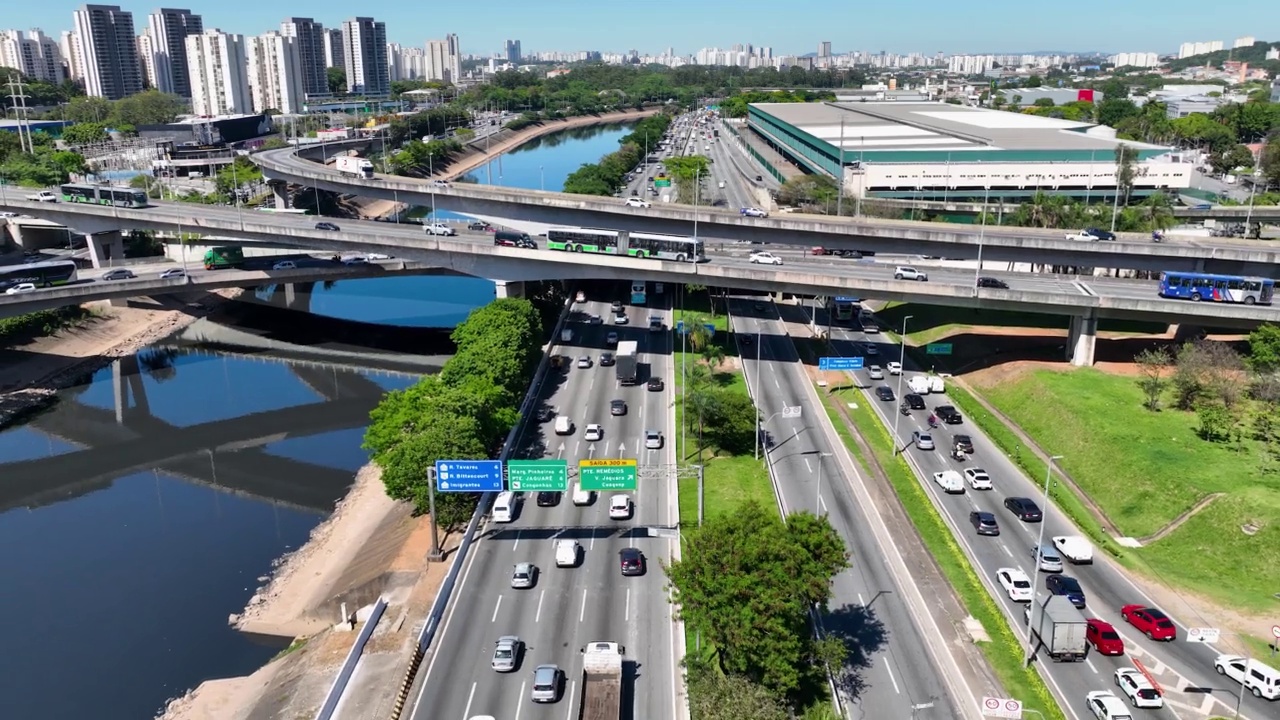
1067,310 -> 1098,367
493,280 -> 525,299
86,231 -> 125,269
112,356 -> 150,423
269,180 -> 291,210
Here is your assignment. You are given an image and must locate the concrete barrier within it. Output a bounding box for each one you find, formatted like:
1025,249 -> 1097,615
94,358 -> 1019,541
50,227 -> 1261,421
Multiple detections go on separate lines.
313,596 -> 389,720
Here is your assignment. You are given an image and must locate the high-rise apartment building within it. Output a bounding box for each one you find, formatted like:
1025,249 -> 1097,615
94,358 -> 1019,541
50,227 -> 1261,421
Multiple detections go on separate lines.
0,29 -> 67,83
504,39 -> 521,63
1109,52 -> 1160,69
72,4 -> 143,100
186,29 -> 251,115
818,41 -> 831,58
323,28 -> 344,69
280,17 -> 328,98
1234,36 -> 1256,49
137,29 -> 159,87
59,30 -> 83,80
145,8 -> 202,96
341,17 -> 388,96
425,34 -> 461,83
1177,40 -> 1223,59
247,31 -> 303,114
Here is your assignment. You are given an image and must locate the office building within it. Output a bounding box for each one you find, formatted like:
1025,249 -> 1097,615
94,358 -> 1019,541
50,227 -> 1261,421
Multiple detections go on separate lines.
341,17 -> 388,96
0,29 -> 67,83
186,29 -> 251,116
247,31 -> 303,114
818,41 -> 831,58
504,39 -> 521,63
425,34 -> 461,83
323,28 -> 343,69
72,4 -> 143,100
280,17 -> 327,98
145,8 -> 202,96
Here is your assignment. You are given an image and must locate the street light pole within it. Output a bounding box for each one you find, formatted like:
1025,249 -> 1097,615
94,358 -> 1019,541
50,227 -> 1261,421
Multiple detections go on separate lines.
1025,454 -> 1064,665
974,185 -> 989,289
892,315 -> 913,453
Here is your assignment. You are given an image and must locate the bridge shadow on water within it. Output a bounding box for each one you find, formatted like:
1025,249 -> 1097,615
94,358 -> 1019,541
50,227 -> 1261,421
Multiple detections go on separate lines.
211,297 -> 458,356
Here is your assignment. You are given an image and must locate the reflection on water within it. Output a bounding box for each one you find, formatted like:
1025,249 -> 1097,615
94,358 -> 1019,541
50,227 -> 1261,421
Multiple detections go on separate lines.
307,275 -> 498,328
0,348 -> 418,720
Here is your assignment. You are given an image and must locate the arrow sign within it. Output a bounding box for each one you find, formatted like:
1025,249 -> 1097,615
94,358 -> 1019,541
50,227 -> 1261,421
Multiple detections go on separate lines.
617,442 -> 626,457
588,443 -> 596,458
558,443 -> 565,458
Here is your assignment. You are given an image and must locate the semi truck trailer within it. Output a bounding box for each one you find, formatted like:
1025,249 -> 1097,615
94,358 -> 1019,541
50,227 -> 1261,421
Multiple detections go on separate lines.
334,155 -> 374,179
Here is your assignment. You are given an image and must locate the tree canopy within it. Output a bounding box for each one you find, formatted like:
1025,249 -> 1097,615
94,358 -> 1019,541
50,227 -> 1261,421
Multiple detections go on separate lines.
562,113 -> 673,196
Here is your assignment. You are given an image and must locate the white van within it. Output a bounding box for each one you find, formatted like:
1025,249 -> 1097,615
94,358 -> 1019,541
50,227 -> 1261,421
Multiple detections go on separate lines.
571,482 -> 594,506
1216,655 -> 1280,700
492,491 -> 516,523
554,416 -> 574,435
554,539 -> 580,568
907,375 -> 931,395
928,375 -> 945,393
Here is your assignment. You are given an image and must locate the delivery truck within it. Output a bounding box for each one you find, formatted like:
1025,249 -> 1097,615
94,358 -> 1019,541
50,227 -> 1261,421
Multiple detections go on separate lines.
1029,595 -> 1088,662
334,155 -> 374,179
615,341 -> 638,385
203,246 -> 245,270
578,641 -> 624,720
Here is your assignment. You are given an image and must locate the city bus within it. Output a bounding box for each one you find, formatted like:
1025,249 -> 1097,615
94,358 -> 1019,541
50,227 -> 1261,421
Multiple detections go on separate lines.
60,183 -> 150,208
0,260 -> 79,288
544,227 -> 705,263
829,296 -> 859,322
630,281 -> 647,305
1158,271 -> 1274,305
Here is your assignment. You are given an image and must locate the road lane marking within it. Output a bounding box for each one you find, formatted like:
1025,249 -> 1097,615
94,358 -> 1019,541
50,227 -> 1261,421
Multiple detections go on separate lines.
1001,544 -> 1012,557
563,681 -> 577,720
579,588 -> 588,623
513,529 -> 521,552
804,457 -> 813,473
625,588 -> 631,622
535,590 -> 545,622
858,592 -> 866,606
461,681 -> 476,720
773,373 -> 780,389
491,595 -> 502,623
818,495 -> 827,514
590,533 -> 596,550
1085,657 -> 1098,674
515,683 -> 526,720
882,657 -> 901,694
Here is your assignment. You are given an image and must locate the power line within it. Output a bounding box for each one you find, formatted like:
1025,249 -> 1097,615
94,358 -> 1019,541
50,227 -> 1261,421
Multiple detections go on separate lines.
5,74 -> 34,154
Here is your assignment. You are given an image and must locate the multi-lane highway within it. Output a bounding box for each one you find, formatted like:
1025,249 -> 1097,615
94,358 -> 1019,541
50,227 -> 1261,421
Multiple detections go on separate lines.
727,296 -> 969,720
806,303 -> 1273,720
408,290 -> 681,720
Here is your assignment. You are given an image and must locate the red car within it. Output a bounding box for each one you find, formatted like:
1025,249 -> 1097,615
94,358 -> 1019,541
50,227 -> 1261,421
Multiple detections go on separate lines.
1085,619 -> 1125,655
1121,604 -> 1177,641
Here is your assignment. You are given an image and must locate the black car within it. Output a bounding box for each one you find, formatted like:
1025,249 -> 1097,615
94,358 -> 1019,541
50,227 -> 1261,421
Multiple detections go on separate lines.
535,407 -> 556,423
935,405 -> 963,424
969,511 -> 1000,536
101,268 -> 136,281
610,399 -> 627,416
647,377 -> 664,392
619,547 -> 646,576
1086,227 -> 1116,241
976,276 -> 1008,289
315,221 -> 340,231
467,221 -> 494,231
904,393 -> 926,410
1004,497 -> 1043,522
875,386 -> 895,401
599,352 -> 615,367
536,491 -> 561,507
1046,574 -> 1087,609
953,434 -> 974,453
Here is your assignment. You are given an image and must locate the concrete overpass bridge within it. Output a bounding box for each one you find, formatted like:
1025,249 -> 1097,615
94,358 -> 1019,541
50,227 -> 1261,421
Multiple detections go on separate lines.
837,195 -> 1280,223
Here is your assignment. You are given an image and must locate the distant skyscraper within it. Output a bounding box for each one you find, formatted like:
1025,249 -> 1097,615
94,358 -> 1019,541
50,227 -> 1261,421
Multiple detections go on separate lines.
818,41 -> 831,57
426,34 -> 461,82
0,29 -> 67,83
247,31 -> 303,114
280,17 -> 327,98
186,29 -> 251,115
137,29 -> 160,88
505,39 -> 521,63
146,8 -> 202,96
72,4 -> 143,100
341,17 -> 388,95
323,28 -> 344,69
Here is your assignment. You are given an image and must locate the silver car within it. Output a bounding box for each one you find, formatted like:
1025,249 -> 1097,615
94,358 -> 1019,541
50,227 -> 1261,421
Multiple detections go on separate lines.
912,431 -> 936,450
511,562 -> 536,589
867,365 -> 884,380
492,635 -> 522,673
531,664 -> 562,702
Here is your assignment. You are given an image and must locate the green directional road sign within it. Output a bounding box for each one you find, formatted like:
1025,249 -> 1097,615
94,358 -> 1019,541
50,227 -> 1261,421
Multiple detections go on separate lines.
578,459 -> 638,491
654,179 -> 671,188
926,343 -> 953,355
507,459 -> 568,492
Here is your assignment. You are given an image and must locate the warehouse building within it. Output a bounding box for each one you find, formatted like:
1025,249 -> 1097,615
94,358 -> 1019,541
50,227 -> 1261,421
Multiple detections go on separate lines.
746,101 -> 1191,202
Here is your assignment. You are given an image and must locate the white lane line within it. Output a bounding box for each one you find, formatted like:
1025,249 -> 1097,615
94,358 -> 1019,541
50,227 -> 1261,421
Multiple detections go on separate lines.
804,457 -> 813,473
625,588 -> 631,622
818,495 -> 827,514
773,373 -> 780,389
563,681 -> 577,720
461,681 -> 477,720
574,441 -> 580,456
535,590 -> 545,623
579,588 -> 588,623
882,657 -> 901,694
858,592 -> 866,606
514,683 -> 526,720
513,529 -> 521,552
1085,657 -> 1098,674
491,595 -> 503,623
1001,544 -> 1013,557
590,533 -> 596,550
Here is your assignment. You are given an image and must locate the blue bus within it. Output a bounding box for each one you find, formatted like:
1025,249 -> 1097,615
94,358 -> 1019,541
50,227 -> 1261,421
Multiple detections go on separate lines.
630,281 -> 647,305
1159,271 -> 1274,305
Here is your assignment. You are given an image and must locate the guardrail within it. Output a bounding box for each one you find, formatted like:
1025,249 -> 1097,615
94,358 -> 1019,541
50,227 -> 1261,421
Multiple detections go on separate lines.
313,597 -> 389,720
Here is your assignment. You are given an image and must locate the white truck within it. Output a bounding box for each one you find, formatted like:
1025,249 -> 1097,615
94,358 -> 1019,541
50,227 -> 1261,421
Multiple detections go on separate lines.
928,375 -> 945,393
334,155 -> 374,179
1029,595 -> 1088,662
907,375 -> 931,394
561,328 -> 573,343
615,340 -> 638,386
932,470 -> 964,494
1052,536 -> 1094,565
26,190 -> 57,202
577,641 -> 624,720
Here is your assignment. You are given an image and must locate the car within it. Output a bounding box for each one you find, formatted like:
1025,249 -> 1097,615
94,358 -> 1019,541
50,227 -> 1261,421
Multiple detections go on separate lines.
977,276 -> 1009,289
867,365 -> 884,380
600,352 -> 615,367
587,314 -> 603,325
1086,619 -> 1125,656
1120,604 -> 1177,641
610,301 -> 623,313
740,206 -> 768,218
1004,497 -> 1043,522
0,211 -> 17,218
510,562 -> 537,589
531,664 -> 563,703
1114,668 -> 1163,708
970,511 -> 1000,536
619,547 -> 646,576
894,266 -> 928,281
610,399 -> 627,416
963,468 -> 992,490
272,260 -> 297,270
1046,574 -> 1087,608
315,221 -> 340,231
100,268 -> 136,281
647,317 -> 664,333
875,386 -> 895,401
159,268 -> 186,280
861,322 -> 879,334
423,222 -> 456,236
584,424 -> 603,442
605,332 -> 618,346
647,377 -> 665,391
912,431 -> 935,450
645,430 -> 663,449
536,491 -> 561,507
932,470 -> 964,493
341,255 -> 368,265
953,434 -> 974,453
996,567 -> 1034,602
1067,227 -> 1117,242
608,494 -> 633,520
864,344 -> 879,356
574,291 -> 586,303
1086,691 -> 1134,720
467,220 -> 494,231
577,356 -> 592,369
740,333 -> 753,346
431,179 -> 450,187
491,635 -> 523,672
1030,544 -> 1060,573
624,197 -> 651,208
749,251 -> 783,265
904,393 -> 926,410
536,407 -> 556,423
935,405 -> 963,424
613,313 -> 629,325
4,283 -> 36,294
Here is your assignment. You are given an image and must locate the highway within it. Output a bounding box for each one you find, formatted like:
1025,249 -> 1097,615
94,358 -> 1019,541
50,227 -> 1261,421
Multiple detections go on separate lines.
408,290 -> 681,720
727,296 -> 967,720
808,303 -> 1274,720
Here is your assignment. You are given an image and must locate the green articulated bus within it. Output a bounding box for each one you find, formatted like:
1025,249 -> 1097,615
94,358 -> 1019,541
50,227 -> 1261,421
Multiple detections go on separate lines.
545,227 -> 706,263
60,183 -> 150,208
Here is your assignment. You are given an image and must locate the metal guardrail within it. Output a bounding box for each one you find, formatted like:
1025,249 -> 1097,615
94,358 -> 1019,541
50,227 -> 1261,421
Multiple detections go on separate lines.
313,597 -> 389,720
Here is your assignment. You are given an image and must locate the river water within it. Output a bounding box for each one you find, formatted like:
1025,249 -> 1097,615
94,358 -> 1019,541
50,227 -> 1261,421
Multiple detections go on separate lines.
0,120 -> 633,720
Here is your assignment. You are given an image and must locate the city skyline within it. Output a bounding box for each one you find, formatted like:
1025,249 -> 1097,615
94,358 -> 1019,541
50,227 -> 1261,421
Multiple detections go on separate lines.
2,0 -> 1277,60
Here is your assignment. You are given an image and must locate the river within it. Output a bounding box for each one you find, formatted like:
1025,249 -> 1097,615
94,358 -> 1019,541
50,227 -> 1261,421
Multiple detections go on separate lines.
0,119 -> 633,720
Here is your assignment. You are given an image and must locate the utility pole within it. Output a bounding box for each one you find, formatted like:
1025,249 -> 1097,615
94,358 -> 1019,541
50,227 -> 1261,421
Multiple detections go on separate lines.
6,74 -> 34,154
836,118 -> 846,217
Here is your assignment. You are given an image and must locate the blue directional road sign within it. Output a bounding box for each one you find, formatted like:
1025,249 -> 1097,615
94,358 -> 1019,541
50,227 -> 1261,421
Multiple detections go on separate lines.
833,296 -> 861,303
819,356 -> 864,371
434,460 -> 505,492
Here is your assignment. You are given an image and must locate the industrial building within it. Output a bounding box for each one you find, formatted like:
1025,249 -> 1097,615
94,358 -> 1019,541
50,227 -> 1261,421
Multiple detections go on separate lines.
746,101 -> 1192,202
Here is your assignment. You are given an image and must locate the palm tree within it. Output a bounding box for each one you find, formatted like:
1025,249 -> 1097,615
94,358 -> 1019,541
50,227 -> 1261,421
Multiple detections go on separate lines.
684,313 -> 714,353
700,343 -> 726,371
1137,192 -> 1175,232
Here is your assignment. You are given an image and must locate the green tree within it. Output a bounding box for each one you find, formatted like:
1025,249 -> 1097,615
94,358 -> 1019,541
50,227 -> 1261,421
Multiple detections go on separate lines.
214,156 -> 263,198
702,389 -> 758,454
686,666 -> 789,720
60,122 -> 109,145
1115,144 -> 1138,204
111,89 -> 185,126
1134,347 -> 1172,411
1261,132 -> 1280,189
1096,98 -> 1140,129
1247,324 -> 1280,373
327,66 -> 347,94
63,95 -> 114,124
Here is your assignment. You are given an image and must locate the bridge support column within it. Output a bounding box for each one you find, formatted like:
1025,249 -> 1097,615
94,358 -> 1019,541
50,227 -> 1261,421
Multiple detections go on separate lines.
112,356 -> 150,423
284,282 -> 314,312
493,280 -> 525,299
269,180 -> 291,210
1067,310 -> 1098,367
86,231 -> 124,269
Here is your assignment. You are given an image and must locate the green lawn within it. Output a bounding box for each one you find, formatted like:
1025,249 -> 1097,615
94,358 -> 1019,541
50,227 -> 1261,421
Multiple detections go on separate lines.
970,368 -> 1280,615
874,302 -> 1166,347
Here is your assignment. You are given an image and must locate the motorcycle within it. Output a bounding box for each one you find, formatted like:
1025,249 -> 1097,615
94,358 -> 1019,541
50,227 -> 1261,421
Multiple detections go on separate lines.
1151,230 -> 1164,243
927,415 -> 939,429
951,448 -> 967,462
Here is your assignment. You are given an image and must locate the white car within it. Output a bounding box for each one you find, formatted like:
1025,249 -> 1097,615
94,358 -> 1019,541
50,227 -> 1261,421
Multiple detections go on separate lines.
886,361 -> 902,375
271,260 -> 297,270
894,266 -> 928,281
624,197 -> 651,208
1085,690 -> 1134,720
932,470 -> 965,494
749,251 -> 783,265
867,365 -> 884,380
864,344 -> 879,356
996,567 -> 1033,602
510,562 -> 536,589
608,494 -> 633,520
4,283 -> 36,294
584,423 -> 603,442
423,222 -> 456,236
159,268 -> 186,279
605,331 -> 618,346
963,468 -> 993,490
740,206 -> 768,218
554,539 -> 580,567
644,430 -> 663,449
577,356 -> 593,368
613,313 -> 628,325
1113,668 -> 1163,709
431,179 -> 450,187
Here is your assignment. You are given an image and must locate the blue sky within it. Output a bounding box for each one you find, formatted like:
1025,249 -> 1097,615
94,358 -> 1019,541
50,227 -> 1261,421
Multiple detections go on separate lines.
10,1 -> 1278,58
